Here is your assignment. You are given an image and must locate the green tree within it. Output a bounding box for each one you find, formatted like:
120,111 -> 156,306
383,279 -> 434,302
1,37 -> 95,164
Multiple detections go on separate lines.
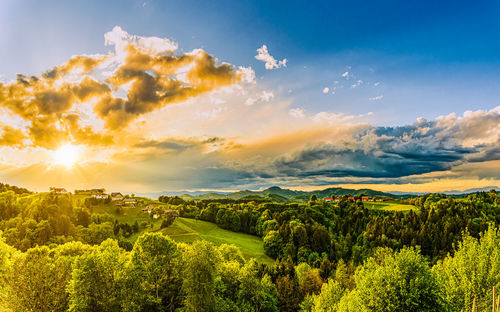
183,240 -> 218,312
68,239 -> 127,312
276,274 -> 302,312
263,230 -> 283,258
308,279 -> 345,312
125,233 -> 181,312
238,259 -> 279,312
3,245 -> 74,312
433,226 -> 500,312
346,247 -> 445,312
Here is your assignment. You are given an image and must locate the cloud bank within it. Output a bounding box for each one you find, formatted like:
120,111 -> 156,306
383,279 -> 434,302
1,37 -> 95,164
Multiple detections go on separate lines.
0,27 -> 499,192
0,26 -> 253,149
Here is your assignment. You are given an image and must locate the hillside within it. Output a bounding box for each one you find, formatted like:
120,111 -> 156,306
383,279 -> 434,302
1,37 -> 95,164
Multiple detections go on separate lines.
178,186 -> 398,202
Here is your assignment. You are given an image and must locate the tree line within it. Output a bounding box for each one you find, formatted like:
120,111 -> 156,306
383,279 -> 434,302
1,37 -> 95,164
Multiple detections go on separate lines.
2,226 -> 500,311
172,191 -> 499,266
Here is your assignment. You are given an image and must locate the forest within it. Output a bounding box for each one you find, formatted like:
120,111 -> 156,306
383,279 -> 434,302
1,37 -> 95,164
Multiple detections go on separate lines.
0,184 -> 500,311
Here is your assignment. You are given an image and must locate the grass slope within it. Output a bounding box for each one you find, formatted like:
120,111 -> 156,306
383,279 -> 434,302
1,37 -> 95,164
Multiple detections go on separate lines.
85,197 -> 273,264
161,217 -> 274,265
364,201 -> 416,211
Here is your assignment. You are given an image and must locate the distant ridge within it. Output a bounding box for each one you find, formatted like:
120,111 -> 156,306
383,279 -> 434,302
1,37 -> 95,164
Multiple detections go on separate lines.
130,186 -> 500,201
167,186 -> 399,202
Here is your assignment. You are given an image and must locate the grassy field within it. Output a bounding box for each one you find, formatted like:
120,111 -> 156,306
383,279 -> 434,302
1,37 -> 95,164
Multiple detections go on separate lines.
364,201 -> 417,211
160,217 -> 274,265
80,196 -> 274,264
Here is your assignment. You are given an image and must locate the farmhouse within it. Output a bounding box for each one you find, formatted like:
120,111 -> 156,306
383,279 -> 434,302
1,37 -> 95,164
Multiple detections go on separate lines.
123,198 -> 137,206
50,187 -> 68,194
323,197 -> 333,202
142,205 -> 155,213
111,193 -> 124,201
92,193 -> 110,199
163,209 -> 179,218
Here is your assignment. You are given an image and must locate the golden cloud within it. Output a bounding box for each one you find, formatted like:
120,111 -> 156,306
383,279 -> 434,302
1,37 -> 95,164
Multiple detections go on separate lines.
0,26 -> 252,149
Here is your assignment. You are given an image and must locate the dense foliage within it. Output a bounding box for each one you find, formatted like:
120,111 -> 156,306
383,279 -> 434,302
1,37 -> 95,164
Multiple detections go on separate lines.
175,191 -> 500,266
1,186 -> 500,311
0,192 -> 139,251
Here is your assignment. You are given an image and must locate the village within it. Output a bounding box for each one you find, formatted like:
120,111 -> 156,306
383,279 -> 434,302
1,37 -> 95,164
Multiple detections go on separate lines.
50,187 -> 179,220
323,195 -> 394,202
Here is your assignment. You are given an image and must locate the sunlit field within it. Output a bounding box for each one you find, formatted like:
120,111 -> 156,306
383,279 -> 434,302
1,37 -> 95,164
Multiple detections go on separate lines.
364,201 -> 417,211
162,217 -> 274,265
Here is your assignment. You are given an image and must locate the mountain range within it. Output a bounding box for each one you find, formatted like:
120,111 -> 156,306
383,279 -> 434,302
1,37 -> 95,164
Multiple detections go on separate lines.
135,186 -> 500,202
146,186 -> 398,203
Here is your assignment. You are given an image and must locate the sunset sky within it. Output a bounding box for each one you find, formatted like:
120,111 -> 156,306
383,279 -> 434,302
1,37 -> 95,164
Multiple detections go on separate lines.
1,0 -> 500,193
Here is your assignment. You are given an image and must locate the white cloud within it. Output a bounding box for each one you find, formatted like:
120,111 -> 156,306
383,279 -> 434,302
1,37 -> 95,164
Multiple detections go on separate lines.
104,26 -> 178,61
322,87 -> 329,94
341,71 -> 349,78
373,82 -> 380,87
245,90 -> 275,106
351,80 -> 363,88
237,66 -> 256,84
369,95 -> 384,101
289,108 -> 305,118
255,45 -> 287,70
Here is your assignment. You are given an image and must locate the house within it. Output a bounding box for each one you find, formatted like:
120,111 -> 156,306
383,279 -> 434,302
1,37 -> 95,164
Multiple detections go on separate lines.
92,193 -> 110,199
50,187 -> 68,194
75,188 -> 105,195
361,196 -> 371,202
324,197 -> 333,202
111,192 -> 124,201
348,196 -> 355,200
142,205 -> 155,213
162,209 -> 179,218
123,198 -> 137,206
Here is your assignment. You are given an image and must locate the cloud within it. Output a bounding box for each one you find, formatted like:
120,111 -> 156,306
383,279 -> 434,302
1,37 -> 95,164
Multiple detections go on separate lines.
245,90 -> 274,106
0,126 -> 26,148
322,87 -> 329,94
351,79 -> 363,88
0,26 -> 253,149
341,71 -> 349,78
255,45 -> 287,70
369,95 -> 383,101
289,108 -> 305,118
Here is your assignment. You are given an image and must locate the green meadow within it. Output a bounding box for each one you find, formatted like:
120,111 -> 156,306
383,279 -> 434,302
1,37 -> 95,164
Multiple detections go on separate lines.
363,201 -> 417,211
160,217 -> 274,265
84,196 -> 273,264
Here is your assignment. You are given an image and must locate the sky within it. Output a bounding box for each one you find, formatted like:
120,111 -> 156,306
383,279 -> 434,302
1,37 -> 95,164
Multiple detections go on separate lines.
0,0 -> 500,193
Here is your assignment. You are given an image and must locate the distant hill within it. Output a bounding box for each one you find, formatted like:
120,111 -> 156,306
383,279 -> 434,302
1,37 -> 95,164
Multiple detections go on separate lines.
173,186 -> 399,202
390,186 -> 500,197
0,182 -> 32,195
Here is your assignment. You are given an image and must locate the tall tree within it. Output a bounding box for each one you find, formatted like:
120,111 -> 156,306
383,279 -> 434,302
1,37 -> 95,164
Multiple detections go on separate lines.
125,232 -> 181,312
182,240 -> 218,312
68,239 -> 127,312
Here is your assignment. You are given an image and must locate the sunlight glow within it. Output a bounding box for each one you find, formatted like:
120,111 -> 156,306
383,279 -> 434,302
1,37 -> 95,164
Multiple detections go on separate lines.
52,144 -> 81,168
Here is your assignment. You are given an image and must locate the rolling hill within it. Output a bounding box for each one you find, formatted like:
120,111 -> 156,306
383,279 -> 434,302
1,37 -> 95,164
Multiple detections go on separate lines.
177,186 -> 399,202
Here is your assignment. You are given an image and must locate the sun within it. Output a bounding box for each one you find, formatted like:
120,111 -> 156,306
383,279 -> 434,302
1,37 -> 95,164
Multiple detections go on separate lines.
52,144 -> 81,168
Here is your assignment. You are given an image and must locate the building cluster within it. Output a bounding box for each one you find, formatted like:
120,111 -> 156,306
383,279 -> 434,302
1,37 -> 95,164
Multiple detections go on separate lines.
91,190 -> 137,206
50,187 -> 68,195
141,205 -> 179,220
323,196 -> 393,202
50,187 -> 137,206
